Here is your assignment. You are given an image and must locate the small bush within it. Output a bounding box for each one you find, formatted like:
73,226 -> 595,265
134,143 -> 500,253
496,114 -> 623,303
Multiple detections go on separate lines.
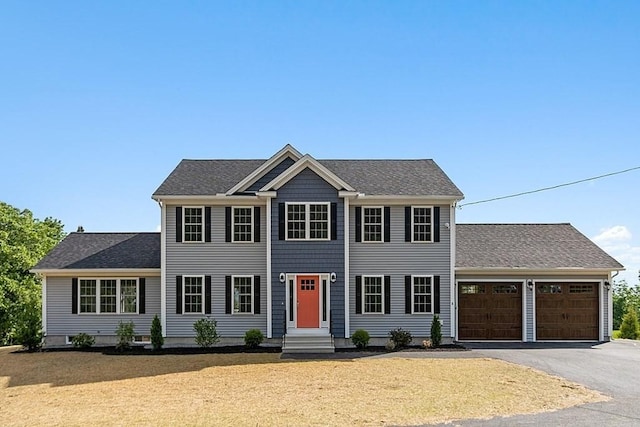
71,333 -> 95,348
422,339 -> 432,349
430,314 -> 442,347
115,321 -> 135,351
193,318 -> 220,348
244,329 -> 264,348
150,314 -> 164,351
619,306 -> 640,339
385,340 -> 396,351
388,327 -> 412,348
351,329 -> 370,349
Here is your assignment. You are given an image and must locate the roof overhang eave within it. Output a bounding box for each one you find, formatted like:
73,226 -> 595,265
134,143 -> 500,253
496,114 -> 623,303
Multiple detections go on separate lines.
31,268 -> 162,276
455,267 -> 625,276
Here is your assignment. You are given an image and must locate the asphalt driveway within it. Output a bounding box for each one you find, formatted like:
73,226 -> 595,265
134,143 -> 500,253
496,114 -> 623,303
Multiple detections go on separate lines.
425,340 -> 640,426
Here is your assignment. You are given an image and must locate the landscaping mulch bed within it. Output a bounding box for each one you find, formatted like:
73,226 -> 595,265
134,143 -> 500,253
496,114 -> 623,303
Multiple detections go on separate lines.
335,343 -> 468,353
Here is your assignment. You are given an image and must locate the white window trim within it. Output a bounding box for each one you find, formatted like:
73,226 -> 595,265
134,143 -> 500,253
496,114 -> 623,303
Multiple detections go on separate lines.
411,205 -> 434,243
285,202 -> 331,241
182,275 -> 205,315
362,206 -> 384,244
182,206 -> 205,243
78,278 -> 139,315
231,275 -> 254,315
362,275 -> 385,315
231,206 -> 254,243
411,275 -> 434,315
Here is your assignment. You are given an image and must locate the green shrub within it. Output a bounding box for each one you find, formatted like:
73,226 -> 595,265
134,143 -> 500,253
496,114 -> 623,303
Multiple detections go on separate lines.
71,333 -> 95,348
619,306 -> 640,339
244,329 -> 264,348
193,318 -> 220,348
388,327 -> 412,348
115,321 -> 135,351
14,308 -> 43,352
150,314 -> 164,351
430,314 -> 442,347
351,329 -> 370,349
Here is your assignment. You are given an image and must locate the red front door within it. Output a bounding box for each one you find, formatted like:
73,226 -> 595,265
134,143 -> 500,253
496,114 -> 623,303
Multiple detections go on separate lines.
297,275 -> 320,328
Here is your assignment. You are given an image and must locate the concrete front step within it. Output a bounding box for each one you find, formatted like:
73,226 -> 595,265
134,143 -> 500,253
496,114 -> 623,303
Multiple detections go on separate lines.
282,334 -> 335,354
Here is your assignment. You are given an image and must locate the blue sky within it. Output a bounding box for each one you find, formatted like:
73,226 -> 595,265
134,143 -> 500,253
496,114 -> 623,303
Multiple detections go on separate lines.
1,2 -> 638,284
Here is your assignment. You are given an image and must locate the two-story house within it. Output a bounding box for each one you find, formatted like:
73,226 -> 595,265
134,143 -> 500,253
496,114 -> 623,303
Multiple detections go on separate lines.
32,145 -> 623,351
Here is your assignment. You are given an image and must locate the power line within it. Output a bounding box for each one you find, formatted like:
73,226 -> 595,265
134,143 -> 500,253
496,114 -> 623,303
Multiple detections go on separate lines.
459,165 -> 640,208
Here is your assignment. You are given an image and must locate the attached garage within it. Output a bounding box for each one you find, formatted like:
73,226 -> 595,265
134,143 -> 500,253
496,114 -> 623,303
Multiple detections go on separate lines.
456,224 -> 623,342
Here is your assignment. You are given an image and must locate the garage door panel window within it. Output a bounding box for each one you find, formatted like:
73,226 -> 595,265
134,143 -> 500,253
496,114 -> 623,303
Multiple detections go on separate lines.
461,284 -> 485,294
538,284 -> 562,294
492,284 -> 518,294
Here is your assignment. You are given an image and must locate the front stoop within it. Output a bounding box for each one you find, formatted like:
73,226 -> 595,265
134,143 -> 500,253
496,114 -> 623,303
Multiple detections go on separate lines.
282,334 -> 335,353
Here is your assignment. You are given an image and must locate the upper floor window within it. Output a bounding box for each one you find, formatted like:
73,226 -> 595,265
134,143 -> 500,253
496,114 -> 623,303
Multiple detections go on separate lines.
412,206 -> 433,242
233,207 -> 253,242
78,278 -> 139,314
183,207 -> 204,242
286,203 -> 330,240
363,207 -> 383,242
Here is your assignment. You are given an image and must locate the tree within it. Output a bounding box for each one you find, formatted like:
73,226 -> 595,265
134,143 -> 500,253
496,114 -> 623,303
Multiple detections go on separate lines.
612,280 -> 640,330
0,201 -> 65,345
619,306 -> 640,340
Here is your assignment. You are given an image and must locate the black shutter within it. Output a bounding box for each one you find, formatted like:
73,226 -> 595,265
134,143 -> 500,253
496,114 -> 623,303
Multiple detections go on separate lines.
205,207 -> 212,242
176,206 -> 182,242
331,202 -> 337,240
139,278 -> 146,314
384,206 -> 391,242
405,276 -> 412,314
355,206 -> 362,242
254,276 -> 261,314
205,276 -> 212,315
176,276 -> 182,314
384,276 -> 391,314
434,275 -> 440,314
254,207 -> 261,243
278,203 -> 285,240
71,278 -> 78,314
433,207 -> 440,242
225,207 -> 232,242
405,206 -> 412,242
355,276 -> 362,314
225,276 -> 232,314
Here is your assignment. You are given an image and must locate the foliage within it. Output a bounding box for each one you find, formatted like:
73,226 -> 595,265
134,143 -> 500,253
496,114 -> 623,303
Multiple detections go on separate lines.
351,329 -> 370,349
14,297 -> 43,351
71,333 -> 95,348
384,340 -> 396,351
244,329 -> 264,348
388,327 -> 412,348
115,321 -> 136,351
0,201 -> 65,345
619,306 -> 640,340
193,318 -> 220,348
430,314 -> 442,347
151,314 -> 164,351
612,280 -> 640,330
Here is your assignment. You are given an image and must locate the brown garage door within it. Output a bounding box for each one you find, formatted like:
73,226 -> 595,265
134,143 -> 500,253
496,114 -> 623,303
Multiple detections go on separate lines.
458,283 -> 522,340
536,283 -> 599,340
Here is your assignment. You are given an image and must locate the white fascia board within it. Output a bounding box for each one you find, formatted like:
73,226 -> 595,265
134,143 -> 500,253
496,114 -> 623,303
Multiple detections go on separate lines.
30,268 -> 161,276
225,144 -> 303,195
455,267 -> 620,276
338,191 -> 360,198
152,195 -> 262,205
259,155 -> 356,192
256,191 -> 277,198
351,195 -> 463,205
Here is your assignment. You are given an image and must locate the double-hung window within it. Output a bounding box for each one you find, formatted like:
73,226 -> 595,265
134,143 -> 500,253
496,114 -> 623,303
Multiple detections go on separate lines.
363,207 -> 383,242
233,276 -> 254,314
183,207 -> 204,242
183,276 -> 204,314
233,207 -> 253,242
286,203 -> 330,240
412,206 -> 433,242
363,276 -> 384,314
412,276 -> 433,314
79,278 -> 138,314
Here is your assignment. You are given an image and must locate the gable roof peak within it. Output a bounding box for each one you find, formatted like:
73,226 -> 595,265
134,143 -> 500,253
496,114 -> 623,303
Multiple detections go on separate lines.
260,154 -> 356,192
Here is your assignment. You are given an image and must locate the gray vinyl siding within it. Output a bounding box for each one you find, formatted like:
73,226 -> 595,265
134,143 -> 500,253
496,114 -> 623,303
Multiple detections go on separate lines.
350,205 -> 451,338
165,205 -> 267,337
246,157 -> 296,192
271,168 -> 345,338
46,275 -> 161,337
526,285 -> 534,341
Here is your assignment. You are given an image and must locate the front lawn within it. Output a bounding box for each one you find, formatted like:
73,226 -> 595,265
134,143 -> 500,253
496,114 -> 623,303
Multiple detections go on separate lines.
0,346 -> 605,426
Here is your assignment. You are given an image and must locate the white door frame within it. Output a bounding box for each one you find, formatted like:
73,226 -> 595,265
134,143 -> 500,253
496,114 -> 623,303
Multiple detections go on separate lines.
285,273 -> 331,332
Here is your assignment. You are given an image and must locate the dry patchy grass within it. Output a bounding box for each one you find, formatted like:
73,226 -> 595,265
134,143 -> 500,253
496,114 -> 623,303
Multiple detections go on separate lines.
0,346 -> 606,426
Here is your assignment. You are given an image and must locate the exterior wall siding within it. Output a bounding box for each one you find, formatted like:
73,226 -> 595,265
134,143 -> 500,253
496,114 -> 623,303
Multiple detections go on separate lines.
165,205 -> 267,337
46,275 -> 161,338
246,157 -> 296,192
350,205 -> 452,338
271,168 -> 345,338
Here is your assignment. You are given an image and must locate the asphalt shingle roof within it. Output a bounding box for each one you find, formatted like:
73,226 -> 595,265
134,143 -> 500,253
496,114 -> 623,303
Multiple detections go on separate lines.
32,232 -> 161,270
153,158 -> 464,197
456,223 -> 623,270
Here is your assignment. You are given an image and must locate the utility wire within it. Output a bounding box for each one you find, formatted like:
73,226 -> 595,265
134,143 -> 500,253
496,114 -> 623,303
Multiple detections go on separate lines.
459,165 -> 640,208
